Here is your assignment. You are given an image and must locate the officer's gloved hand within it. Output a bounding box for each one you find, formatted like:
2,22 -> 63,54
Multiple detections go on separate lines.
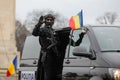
39,16 -> 44,24
82,27 -> 88,34
79,27 -> 88,38
36,16 -> 44,27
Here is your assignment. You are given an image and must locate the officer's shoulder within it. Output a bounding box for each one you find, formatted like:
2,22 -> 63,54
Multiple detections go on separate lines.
54,27 -> 71,33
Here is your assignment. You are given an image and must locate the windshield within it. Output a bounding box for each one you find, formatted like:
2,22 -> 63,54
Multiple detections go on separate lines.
22,36 -> 40,59
93,26 -> 120,51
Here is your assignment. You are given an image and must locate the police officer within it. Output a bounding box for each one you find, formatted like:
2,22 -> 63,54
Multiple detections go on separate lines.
32,13 -> 88,80
32,14 -> 69,80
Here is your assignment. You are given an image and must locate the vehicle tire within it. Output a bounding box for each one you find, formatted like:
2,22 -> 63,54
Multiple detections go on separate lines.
89,76 -> 103,80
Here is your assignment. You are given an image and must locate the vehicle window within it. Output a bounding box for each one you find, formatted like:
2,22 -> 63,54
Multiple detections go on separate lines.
68,29 -> 91,57
22,36 -> 40,59
93,27 -> 120,51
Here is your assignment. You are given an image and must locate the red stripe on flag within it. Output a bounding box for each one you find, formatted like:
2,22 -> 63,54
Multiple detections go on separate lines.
6,56 -> 17,77
69,10 -> 83,30
6,70 -> 11,77
69,16 -> 75,30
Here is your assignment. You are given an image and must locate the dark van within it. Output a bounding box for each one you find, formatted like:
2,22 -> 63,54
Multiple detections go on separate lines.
63,25 -> 120,80
19,25 -> 120,80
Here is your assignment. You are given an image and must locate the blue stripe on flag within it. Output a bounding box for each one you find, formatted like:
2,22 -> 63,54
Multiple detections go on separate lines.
13,56 -> 17,70
78,10 -> 83,27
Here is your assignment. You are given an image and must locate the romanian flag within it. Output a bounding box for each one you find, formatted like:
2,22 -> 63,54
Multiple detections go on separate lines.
69,10 -> 83,30
6,56 -> 17,77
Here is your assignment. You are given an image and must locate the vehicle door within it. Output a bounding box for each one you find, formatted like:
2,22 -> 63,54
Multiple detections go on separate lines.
63,28 -> 92,80
19,36 -> 40,80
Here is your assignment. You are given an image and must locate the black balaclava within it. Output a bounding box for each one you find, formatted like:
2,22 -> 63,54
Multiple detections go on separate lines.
44,14 -> 55,27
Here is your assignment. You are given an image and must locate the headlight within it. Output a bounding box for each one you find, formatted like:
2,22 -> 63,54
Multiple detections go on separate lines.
113,69 -> 120,80
109,68 -> 120,80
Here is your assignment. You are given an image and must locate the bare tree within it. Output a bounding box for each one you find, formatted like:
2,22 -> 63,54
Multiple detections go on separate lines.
15,20 -> 30,55
24,9 -> 69,32
96,12 -> 118,24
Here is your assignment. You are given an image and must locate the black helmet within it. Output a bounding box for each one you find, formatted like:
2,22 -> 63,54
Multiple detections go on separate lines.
44,14 -> 55,20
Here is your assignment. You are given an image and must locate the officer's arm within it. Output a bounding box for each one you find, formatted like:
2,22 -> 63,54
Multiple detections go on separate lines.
32,16 -> 44,36
70,32 -> 85,47
74,32 -> 84,46
32,24 -> 41,36
71,27 -> 88,46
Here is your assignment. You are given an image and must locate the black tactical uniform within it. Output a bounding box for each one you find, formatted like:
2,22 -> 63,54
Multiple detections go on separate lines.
32,14 -> 85,80
32,14 -> 70,80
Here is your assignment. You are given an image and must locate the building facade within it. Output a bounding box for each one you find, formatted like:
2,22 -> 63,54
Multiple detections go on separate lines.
0,0 -> 19,79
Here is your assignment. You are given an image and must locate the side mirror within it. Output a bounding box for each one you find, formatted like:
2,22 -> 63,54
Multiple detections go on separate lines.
73,46 -> 96,60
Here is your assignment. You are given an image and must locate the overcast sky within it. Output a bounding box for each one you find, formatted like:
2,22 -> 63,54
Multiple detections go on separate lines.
16,0 -> 120,25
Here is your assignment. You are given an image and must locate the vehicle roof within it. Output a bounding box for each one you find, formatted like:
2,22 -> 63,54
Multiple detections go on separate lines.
85,24 -> 120,27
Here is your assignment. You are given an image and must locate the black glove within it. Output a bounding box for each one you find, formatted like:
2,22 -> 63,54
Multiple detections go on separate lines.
36,16 -> 44,26
39,16 -> 44,24
79,32 -> 84,38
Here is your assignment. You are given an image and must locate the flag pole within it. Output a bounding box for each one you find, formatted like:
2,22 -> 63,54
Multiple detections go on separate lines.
65,30 -> 73,64
66,9 -> 84,63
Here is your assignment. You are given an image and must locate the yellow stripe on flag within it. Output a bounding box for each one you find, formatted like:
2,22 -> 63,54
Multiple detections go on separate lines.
69,10 -> 83,30
8,63 -> 15,75
73,15 -> 80,29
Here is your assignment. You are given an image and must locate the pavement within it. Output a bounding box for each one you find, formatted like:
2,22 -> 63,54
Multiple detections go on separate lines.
0,70 -> 18,80
0,75 -> 18,80
0,76 -> 18,80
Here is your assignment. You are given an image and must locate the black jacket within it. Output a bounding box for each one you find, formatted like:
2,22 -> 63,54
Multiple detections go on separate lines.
32,25 -> 71,52
32,24 -> 85,51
